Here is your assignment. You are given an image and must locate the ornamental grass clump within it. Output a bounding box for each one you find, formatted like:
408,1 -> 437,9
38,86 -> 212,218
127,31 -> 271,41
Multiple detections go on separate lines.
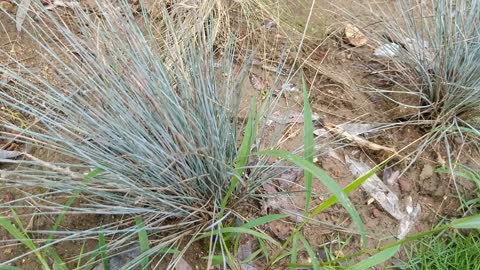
352,0 -> 480,136
0,1 -> 277,267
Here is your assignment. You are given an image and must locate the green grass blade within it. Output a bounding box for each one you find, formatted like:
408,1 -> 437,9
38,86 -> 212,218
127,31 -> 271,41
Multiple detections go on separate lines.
10,210 -> 26,233
77,240 -> 88,269
219,231 -> 237,269
221,99 -> 256,211
0,266 -> 24,270
258,150 -> 366,246
240,248 -> 262,264
332,214 -> 480,268
47,249 -> 67,270
83,244 -> 101,270
302,75 -> 314,215
98,232 -> 109,270
298,233 -> 320,270
347,246 -> 400,270
0,216 -> 50,270
289,234 -> 299,270
451,214 -> 480,229
220,227 -> 280,247
135,217 -> 150,270
235,99 -> 257,176
310,161 -> 386,217
47,168 -> 104,243
258,239 -> 270,263
241,214 -> 288,229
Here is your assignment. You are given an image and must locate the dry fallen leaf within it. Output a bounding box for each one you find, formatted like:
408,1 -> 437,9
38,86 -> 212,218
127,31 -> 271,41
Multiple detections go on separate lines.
0,149 -> 24,159
344,23 -> 368,47
345,155 -> 421,239
16,0 -> 31,32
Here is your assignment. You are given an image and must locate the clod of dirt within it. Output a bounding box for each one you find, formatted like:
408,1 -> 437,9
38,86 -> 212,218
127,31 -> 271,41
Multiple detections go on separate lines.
268,220 -> 294,240
398,176 -> 413,193
371,208 -> 382,218
344,24 -> 368,47
276,168 -> 303,189
419,164 -> 434,181
0,1 -> 15,13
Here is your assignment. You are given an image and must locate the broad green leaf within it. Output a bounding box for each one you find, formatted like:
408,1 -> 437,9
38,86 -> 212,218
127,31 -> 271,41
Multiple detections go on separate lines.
347,246 -> 400,270
451,214 -> 480,229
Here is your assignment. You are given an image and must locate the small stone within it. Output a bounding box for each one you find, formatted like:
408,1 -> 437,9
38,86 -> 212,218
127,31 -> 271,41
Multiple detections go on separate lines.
454,136 -> 465,145
344,24 -> 368,47
334,250 -> 345,258
419,164 -> 434,181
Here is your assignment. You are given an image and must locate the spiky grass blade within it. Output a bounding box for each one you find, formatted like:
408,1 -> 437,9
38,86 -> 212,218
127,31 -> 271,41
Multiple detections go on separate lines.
0,0 -> 289,267
344,0 -> 480,138
302,75 -> 314,215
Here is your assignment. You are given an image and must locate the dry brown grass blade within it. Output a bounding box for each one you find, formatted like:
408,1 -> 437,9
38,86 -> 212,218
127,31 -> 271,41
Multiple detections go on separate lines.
324,122 -> 400,157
